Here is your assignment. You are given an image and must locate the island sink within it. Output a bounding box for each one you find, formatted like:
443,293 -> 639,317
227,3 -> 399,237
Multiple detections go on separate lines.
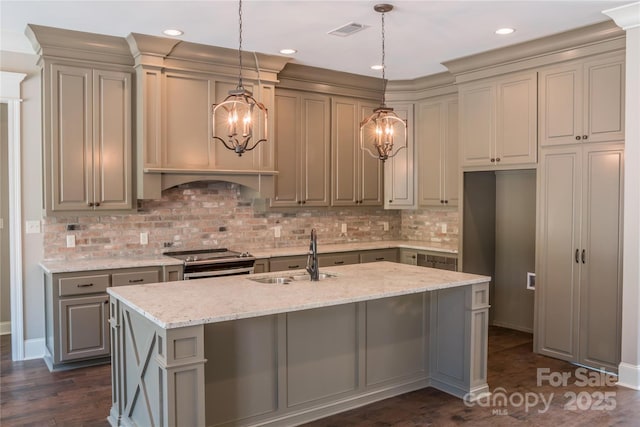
249,271 -> 337,284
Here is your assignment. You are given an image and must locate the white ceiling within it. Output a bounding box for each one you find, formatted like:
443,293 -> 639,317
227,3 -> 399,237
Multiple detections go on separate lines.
0,0 -> 632,80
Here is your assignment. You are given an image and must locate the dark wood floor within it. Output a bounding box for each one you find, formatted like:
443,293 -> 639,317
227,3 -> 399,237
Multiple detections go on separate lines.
2,328 -> 640,426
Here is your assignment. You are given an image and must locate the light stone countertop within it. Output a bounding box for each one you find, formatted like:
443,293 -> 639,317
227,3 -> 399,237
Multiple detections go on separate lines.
107,262 -> 489,329
249,240 -> 457,258
40,240 -> 456,273
39,256 -> 183,274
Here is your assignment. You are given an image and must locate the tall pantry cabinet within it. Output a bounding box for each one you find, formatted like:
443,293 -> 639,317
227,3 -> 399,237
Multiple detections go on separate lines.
535,51 -> 625,373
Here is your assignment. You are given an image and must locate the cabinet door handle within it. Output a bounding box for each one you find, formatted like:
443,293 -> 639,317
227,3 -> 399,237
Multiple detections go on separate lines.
302,200 -> 306,204
581,249 -> 586,264
375,257 -> 385,261
288,265 -> 300,269
496,157 -> 501,162
87,202 -> 94,207
334,261 -> 345,265
490,158 -> 496,163
411,255 -> 416,259
77,283 -> 94,288
582,135 -> 588,140
575,249 -> 579,263
388,200 -> 393,203
128,278 -> 144,283
95,202 -> 100,207
440,200 -> 444,204
444,200 -> 449,204
575,136 -> 581,141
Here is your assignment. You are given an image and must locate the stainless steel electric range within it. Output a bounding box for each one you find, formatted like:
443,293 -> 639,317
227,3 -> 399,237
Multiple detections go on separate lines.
164,248 -> 256,280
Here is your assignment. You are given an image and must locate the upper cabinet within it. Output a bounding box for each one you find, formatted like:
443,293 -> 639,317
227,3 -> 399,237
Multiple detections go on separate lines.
271,89 -> 331,207
384,103 -> 415,209
417,95 -> 459,207
459,72 -> 537,169
539,52 -> 625,147
42,62 -> 133,213
331,97 -> 384,207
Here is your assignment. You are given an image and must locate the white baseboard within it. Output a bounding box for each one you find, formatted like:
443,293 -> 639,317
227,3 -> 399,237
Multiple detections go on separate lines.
23,337 -> 45,360
0,321 -> 10,335
618,362 -> 640,390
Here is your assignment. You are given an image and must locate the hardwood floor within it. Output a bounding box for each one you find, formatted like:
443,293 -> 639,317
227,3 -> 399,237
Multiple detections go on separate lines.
1,327 -> 639,426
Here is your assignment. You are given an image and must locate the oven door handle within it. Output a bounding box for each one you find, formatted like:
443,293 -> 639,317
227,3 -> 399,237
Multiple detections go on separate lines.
183,267 -> 255,279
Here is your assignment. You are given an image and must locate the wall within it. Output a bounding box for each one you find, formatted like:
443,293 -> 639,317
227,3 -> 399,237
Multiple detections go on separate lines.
400,207 -> 459,248
0,51 -> 44,349
43,181 -> 408,260
1,103 -> 9,330
493,171 -> 536,333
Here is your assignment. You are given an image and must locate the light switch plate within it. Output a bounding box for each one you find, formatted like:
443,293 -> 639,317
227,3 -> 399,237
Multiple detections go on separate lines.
140,232 -> 149,245
274,226 -> 281,238
440,223 -> 447,233
527,272 -> 536,290
26,220 -> 41,234
66,235 -> 76,248
341,223 -> 347,233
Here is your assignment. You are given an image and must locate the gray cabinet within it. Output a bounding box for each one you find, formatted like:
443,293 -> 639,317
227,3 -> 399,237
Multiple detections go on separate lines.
539,52 -> 625,147
332,97 -> 384,206
535,143 -> 623,372
44,266 -> 164,370
417,95 -> 459,206
269,255 -> 309,272
319,251 -> 360,267
460,72 -> 537,168
384,103 -> 415,208
253,259 -> 269,273
43,63 -> 132,212
272,90 -> 331,207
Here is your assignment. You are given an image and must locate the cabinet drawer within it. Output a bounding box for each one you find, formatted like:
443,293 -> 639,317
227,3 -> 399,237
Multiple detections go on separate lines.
59,274 -> 110,296
112,269 -> 160,286
269,256 -> 309,272
319,252 -> 360,267
360,249 -> 399,264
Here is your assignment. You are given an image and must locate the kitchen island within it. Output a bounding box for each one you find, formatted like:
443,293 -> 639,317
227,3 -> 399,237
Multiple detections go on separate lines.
107,262 -> 490,427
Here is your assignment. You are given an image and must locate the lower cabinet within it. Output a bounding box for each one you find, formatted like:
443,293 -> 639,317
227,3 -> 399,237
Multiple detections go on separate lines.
268,255 -> 308,272
44,266 -> 166,371
360,248 -> 399,264
319,252 -> 360,267
399,248 -> 458,271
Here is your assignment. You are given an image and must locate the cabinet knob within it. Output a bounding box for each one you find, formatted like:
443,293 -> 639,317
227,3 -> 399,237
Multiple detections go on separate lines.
389,200 -> 393,203
575,136 -> 581,141
440,200 -> 444,204
490,158 -> 495,163
87,202 -> 94,207
297,201 -> 302,204
302,200 -> 306,204
95,202 -> 100,207
496,158 -> 501,162
582,135 -> 588,140
444,200 -> 449,204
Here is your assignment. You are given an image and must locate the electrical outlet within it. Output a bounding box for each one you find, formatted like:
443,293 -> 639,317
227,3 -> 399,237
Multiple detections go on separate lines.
66,235 -> 76,248
440,223 -> 447,233
274,226 -> 281,238
341,223 -> 348,233
383,221 -> 389,231
26,220 -> 41,234
140,232 -> 149,245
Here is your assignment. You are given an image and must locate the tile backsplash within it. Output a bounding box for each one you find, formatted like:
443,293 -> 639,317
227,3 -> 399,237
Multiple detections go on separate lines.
42,181 -> 459,260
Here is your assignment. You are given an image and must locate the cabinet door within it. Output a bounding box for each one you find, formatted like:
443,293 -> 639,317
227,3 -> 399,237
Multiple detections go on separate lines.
272,91 -> 301,206
536,146 -> 581,362
443,98 -> 459,206
539,64 -> 583,146
332,98 -> 358,206
583,55 -> 625,143
417,100 -> 443,206
93,69 -> 132,210
359,101 -> 384,206
578,144 -> 623,371
59,294 -> 109,361
384,103 -> 414,208
301,93 -> 331,206
318,252 -> 360,267
460,83 -> 495,166
163,72 -> 215,168
50,64 -> 93,211
496,73 -> 537,165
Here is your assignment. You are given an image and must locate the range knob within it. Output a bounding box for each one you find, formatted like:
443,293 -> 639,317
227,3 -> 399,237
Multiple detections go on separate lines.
240,252 -> 252,258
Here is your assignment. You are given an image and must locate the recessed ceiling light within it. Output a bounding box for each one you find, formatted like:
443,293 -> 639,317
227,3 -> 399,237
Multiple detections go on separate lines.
371,65 -> 384,71
279,48 -> 297,55
495,28 -> 515,35
163,29 -> 184,37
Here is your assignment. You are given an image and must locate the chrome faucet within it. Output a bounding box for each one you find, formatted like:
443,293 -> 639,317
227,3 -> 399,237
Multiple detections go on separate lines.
306,228 -> 319,281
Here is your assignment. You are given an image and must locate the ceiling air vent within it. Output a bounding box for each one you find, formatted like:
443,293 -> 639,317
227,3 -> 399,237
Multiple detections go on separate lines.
328,22 -> 367,37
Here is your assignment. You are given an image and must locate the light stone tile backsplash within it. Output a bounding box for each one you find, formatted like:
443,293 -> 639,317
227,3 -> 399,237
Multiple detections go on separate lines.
42,181 -> 459,260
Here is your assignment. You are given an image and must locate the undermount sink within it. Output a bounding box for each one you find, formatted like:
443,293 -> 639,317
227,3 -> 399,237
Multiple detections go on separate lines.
249,272 -> 337,284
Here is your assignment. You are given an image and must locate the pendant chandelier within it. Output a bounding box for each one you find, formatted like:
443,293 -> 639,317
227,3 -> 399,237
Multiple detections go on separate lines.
359,3 -> 407,162
211,0 -> 267,156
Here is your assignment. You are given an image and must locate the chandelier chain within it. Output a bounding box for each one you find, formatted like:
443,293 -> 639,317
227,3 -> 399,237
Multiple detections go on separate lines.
238,0 -> 243,88
381,11 -> 387,105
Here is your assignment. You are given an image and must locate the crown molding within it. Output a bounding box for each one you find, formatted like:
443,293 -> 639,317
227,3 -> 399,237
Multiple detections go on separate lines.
126,33 -> 290,84
25,24 -> 133,66
443,21 -> 625,83
386,72 -> 456,102
603,2 -> 640,30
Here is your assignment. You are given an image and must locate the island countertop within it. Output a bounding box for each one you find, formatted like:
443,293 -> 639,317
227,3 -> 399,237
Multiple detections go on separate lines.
107,262 -> 490,329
